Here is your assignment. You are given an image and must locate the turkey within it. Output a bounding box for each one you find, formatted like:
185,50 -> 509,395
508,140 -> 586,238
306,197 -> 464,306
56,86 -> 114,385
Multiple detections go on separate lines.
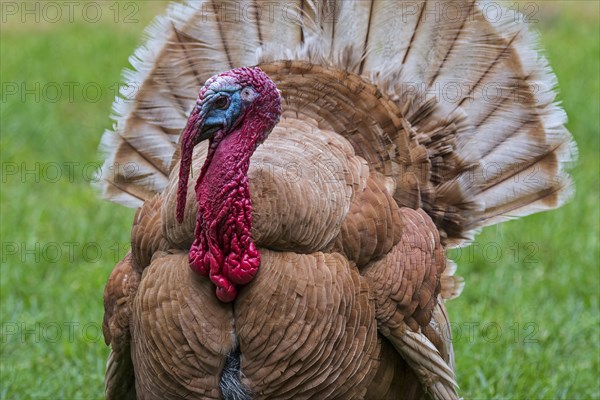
99,1 -> 576,399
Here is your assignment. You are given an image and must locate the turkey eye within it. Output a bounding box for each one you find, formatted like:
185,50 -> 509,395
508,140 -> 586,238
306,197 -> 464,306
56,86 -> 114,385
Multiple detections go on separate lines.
214,96 -> 229,110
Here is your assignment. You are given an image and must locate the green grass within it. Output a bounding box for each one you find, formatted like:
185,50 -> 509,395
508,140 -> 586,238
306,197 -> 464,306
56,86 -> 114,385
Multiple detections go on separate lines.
1,1 -> 598,399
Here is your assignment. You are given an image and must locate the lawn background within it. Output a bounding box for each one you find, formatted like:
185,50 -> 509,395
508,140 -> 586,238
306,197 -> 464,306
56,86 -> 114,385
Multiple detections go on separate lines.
1,1 -> 598,399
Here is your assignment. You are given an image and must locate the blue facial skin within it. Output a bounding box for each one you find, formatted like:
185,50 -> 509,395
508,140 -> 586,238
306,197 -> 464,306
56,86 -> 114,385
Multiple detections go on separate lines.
203,90 -> 245,134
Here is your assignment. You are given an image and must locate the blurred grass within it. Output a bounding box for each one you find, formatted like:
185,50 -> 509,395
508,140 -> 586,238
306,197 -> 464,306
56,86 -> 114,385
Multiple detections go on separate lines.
0,1 -> 598,399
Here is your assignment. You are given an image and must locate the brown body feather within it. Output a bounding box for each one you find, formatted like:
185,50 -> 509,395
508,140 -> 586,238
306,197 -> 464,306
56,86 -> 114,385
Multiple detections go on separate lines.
101,1 -> 575,399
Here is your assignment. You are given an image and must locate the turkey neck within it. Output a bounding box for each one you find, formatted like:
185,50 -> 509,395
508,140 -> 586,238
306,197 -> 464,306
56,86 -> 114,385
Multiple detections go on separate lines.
189,127 -> 261,303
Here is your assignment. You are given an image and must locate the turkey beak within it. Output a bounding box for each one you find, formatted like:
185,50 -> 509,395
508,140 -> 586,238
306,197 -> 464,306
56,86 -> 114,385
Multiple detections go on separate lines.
195,118 -> 221,143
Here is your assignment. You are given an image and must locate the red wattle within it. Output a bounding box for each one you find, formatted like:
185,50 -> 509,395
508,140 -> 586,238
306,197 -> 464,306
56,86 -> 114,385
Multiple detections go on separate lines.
188,200 -> 259,302
188,131 -> 262,303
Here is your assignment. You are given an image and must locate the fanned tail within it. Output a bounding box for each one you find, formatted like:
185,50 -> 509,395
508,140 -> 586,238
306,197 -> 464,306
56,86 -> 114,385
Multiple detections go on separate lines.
98,0 -> 576,245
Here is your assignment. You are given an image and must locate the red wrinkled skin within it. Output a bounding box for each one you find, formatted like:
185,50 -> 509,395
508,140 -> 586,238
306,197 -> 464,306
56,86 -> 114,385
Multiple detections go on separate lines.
189,169 -> 260,302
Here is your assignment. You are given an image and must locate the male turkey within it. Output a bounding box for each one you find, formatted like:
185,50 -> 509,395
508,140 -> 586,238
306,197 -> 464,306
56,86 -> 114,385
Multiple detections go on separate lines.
99,1 -> 576,399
